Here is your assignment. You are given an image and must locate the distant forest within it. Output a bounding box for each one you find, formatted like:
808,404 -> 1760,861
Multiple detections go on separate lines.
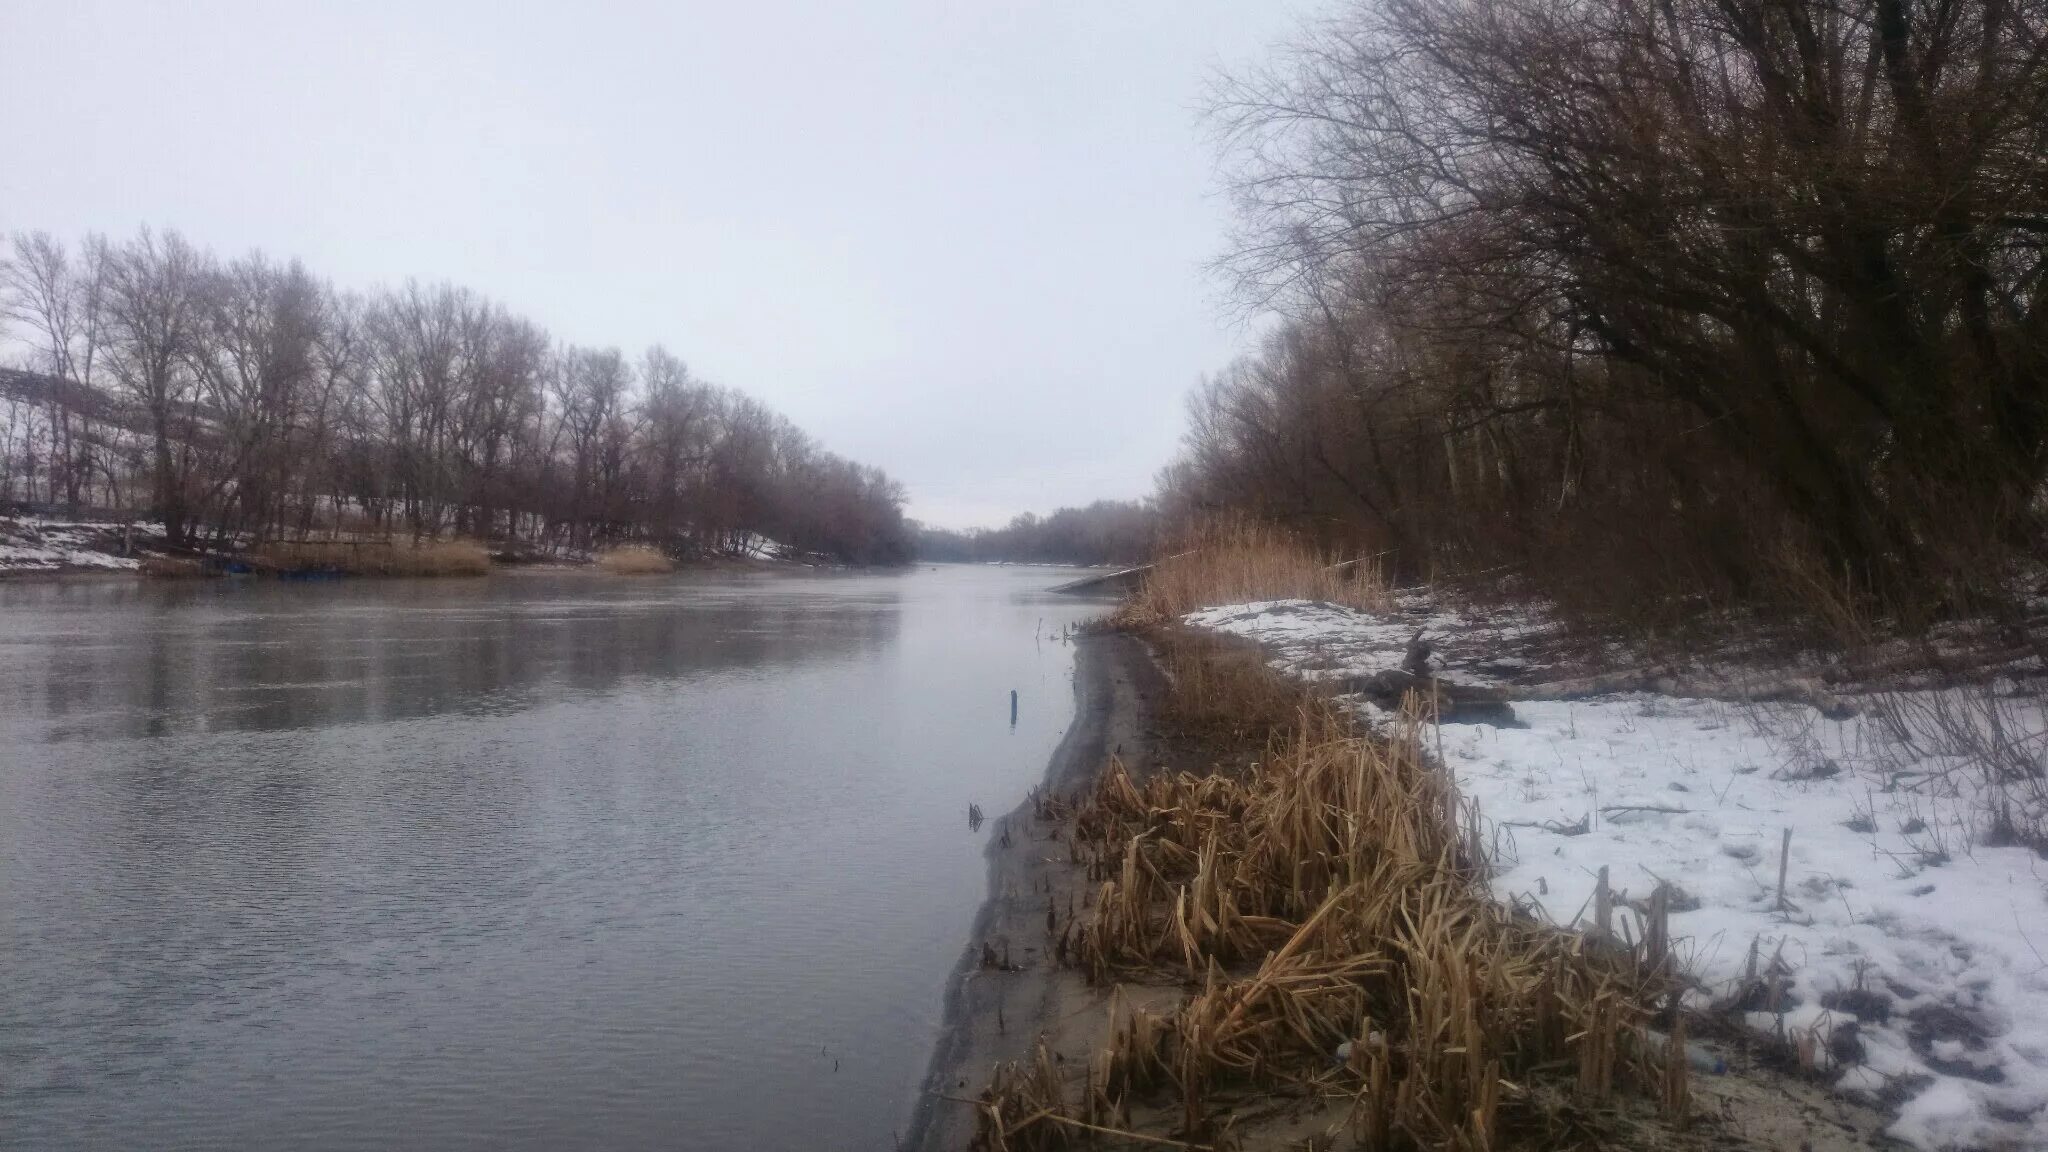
914,500 -> 1156,567
0,229 -> 913,565
1168,0 -> 2048,629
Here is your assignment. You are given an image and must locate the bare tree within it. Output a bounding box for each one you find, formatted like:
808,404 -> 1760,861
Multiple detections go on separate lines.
1187,0 -> 2048,624
1,231 -> 113,506
2,226 -> 914,565
191,254 -> 326,541
100,229 -> 211,545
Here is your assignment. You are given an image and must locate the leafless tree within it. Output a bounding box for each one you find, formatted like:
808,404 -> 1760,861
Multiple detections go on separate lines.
3,226 -> 915,564
99,229 -> 212,546
1184,0 -> 2048,627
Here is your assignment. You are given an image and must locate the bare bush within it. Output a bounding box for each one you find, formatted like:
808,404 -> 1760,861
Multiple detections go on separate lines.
1871,684 -> 2048,855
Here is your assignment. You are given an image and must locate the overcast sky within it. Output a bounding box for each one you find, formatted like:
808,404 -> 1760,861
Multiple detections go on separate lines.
0,1 -> 1312,528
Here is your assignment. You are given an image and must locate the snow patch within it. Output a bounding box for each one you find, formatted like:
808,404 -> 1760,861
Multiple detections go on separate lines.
0,517 -> 162,573
1187,598 -> 2048,1151
1184,596 -> 1555,686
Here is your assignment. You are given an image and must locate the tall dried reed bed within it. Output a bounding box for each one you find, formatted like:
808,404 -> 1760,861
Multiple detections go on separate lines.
1148,628 -> 1308,756
251,538 -> 492,577
139,554 -> 206,578
980,639 -> 1682,1151
596,544 -> 676,575
1124,519 -> 1388,625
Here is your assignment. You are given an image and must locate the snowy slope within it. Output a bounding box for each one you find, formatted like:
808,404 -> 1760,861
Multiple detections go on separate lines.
0,517 -> 158,573
1186,598 -> 2048,1151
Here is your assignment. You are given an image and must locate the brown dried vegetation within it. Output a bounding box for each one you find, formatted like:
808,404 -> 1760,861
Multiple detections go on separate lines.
1122,518 -> 1388,627
249,538 -> 492,577
975,634 -> 1690,1151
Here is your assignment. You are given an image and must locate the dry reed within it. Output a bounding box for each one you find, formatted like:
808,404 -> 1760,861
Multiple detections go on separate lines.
596,544 -> 676,575
1123,517 -> 1388,626
139,554 -> 206,578
1146,629 -> 1309,756
251,538 -> 492,577
981,631 -> 1685,1151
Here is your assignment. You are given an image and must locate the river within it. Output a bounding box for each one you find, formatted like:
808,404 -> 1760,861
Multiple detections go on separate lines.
0,564 -> 1103,1151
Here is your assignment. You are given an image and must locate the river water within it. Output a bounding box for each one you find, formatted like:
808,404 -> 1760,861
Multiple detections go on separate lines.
0,565 -> 1103,1151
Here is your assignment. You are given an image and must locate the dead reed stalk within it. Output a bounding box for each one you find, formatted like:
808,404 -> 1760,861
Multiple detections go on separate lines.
251,538 -> 492,577
1121,516 -> 1389,626
984,627 -> 1677,1150
139,554 -> 206,578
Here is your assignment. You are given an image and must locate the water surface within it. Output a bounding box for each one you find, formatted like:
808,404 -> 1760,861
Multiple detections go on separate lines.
0,565 -> 1101,1151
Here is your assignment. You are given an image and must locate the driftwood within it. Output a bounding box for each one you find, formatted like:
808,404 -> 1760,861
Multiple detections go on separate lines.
1046,565 -> 1152,595
1342,669 -> 1522,725
1345,661 -> 1861,723
1497,667 -> 1857,719
1827,642 -> 2045,689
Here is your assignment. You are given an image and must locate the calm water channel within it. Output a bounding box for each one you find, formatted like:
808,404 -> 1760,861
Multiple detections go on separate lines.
0,565 -> 1103,1151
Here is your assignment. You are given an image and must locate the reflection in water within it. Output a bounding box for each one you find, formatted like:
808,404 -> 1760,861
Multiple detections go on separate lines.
0,567 -> 1102,1152
5,574 -> 903,739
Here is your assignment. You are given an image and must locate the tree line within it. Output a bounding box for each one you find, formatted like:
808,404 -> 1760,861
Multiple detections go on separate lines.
0,228 -> 913,565
913,500 -> 1157,567
1167,0 -> 2048,629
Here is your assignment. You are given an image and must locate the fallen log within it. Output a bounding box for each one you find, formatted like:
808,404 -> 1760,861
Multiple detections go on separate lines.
1498,667 -> 1856,718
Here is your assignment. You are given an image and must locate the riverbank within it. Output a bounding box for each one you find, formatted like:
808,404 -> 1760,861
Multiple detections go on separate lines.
0,513 -> 838,579
914,618 -> 1907,1152
906,627 -> 1171,1151
1187,596 -> 2048,1150
0,515 -> 158,576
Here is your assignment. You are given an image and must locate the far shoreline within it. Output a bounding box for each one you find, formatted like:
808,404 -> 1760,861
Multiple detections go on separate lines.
0,552 -> 882,584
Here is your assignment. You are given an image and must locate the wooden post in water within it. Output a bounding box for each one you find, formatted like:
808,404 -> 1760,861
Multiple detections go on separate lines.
1010,689 -> 1018,727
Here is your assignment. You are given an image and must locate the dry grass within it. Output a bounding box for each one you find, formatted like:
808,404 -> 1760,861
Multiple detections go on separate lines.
139,554 -> 207,578
596,544 -> 676,575
251,538 -> 492,577
1147,628 -> 1314,759
1861,684 -> 2048,857
981,630 -> 1683,1151
1124,517 -> 1388,626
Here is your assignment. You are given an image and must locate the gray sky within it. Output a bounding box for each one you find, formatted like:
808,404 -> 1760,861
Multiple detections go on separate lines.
0,1 -> 1309,528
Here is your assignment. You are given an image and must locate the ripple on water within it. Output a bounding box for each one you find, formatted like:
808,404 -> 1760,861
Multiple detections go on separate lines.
0,567 -> 1103,1151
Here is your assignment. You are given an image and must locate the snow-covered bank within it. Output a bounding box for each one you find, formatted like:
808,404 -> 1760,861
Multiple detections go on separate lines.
0,516 -> 162,574
1186,598 -> 2048,1151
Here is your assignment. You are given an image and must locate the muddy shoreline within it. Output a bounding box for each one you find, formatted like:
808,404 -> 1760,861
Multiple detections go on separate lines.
903,628 -> 1166,1151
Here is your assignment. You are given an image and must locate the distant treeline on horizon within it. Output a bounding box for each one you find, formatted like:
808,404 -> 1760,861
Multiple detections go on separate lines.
913,499 -> 1156,568
0,228 -> 913,565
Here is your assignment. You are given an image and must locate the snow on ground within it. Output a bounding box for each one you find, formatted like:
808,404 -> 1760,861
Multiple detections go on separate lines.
1187,598 -> 2048,1151
0,516 -> 160,573
1185,594 -> 1566,687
